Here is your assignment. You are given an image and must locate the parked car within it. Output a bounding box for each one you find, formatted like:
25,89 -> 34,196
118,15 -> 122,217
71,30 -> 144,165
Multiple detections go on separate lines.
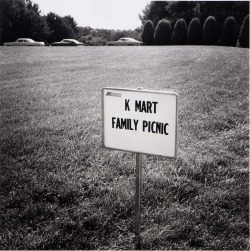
4,38 -> 45,46
107,37 -> 143,46
50,39 -> 84,46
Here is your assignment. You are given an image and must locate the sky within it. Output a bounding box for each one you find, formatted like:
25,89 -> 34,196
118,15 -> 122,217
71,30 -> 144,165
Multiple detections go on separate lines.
33,0 -> 151,30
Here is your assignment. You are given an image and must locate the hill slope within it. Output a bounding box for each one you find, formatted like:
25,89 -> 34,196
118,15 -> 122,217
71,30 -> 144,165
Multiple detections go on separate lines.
0,46 -> 249,249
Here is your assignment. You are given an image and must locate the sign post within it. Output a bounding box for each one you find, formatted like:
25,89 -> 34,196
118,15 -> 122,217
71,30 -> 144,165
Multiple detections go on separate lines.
102,87 -> 178,248
135,153 -> 142,249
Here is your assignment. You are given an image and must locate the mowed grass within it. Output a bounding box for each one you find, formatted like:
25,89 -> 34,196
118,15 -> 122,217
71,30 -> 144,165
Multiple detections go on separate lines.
0,46 -> 249,249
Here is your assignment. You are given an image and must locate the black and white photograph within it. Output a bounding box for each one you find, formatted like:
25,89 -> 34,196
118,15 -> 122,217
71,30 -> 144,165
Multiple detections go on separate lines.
0,0 -> 249,249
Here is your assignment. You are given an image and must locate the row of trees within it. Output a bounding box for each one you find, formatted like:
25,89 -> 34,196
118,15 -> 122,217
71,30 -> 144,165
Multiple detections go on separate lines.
0,0 -> 79,44
139,1 -> 249,31
140,1 -> 249,47
142,15 -> 249,47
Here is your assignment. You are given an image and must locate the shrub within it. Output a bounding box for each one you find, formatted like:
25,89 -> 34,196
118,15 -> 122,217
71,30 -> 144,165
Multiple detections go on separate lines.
142,20 -> 154,45
221,16 -> 237,47
203,16 -> 218,45
239,15 -> 249,48
154,19 -> 172,45
171,19 -> 187,45
187,17 -> 202,45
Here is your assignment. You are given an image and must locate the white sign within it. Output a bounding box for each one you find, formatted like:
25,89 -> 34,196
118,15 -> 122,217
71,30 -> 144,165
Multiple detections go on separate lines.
102,88 -> 178,157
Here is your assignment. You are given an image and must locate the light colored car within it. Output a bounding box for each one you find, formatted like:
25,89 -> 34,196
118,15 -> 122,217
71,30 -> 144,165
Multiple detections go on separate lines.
4,38 -> 45,46
107,37 -> 143,46
51,39 -> 84,46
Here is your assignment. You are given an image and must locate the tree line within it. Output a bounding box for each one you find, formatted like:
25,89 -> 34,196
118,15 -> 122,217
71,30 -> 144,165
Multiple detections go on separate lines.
0,0 -> 248,46
0,0 -> 141,45
0,0 -> 79,45
140,1 -> 249,47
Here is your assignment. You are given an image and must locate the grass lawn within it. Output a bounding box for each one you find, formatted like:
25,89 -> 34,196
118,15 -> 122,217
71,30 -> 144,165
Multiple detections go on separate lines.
0,46 -> 249,249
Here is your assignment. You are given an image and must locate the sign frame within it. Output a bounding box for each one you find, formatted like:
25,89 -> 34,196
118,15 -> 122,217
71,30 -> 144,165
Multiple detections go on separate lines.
102,87 -> 178,158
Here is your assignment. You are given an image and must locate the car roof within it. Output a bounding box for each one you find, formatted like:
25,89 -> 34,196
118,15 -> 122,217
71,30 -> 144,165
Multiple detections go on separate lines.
62,39 -> 78,41
18,38 -> 33,40
120,37 -> 135,39
119,37 -> 138,41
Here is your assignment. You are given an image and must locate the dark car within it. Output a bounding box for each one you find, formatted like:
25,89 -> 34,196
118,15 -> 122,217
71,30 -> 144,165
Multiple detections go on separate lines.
51,39 -> 84,46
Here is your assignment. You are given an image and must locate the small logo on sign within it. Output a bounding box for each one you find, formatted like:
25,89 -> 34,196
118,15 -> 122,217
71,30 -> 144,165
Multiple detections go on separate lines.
106,92 -> 121,97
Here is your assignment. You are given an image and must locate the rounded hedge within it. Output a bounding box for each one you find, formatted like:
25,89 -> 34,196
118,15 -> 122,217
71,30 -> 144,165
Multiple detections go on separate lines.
171,19 -> 187,45
239,15 -> 249,48
221,16 -> 237,47
142,20 -> 154,45
154,19 -> 172,45
187,17 -> 202,45
203,16 -> 218,45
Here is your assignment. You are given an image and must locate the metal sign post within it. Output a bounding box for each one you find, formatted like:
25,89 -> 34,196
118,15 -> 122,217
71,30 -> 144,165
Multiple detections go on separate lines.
135,153 -> 142,249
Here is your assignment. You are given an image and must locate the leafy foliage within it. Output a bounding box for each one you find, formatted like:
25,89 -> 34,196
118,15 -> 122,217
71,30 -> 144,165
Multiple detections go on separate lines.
239,15 -> 249,48
141,20 -> 155,45
0,0 -> 49,43
171,18 -> 187,45
154,19 -> 171,45
203,16 -> 218,45
139,1 -> 168,28
221,16 -> 237,47
0,0 -> 78,44
77,28 -> 141,46
45,12 -> 78,43
0,0 -> 141,45
187,17 -> 202,45
165,1 -> 200,25
139,1 -> 249,40
140,1 -> 249,25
